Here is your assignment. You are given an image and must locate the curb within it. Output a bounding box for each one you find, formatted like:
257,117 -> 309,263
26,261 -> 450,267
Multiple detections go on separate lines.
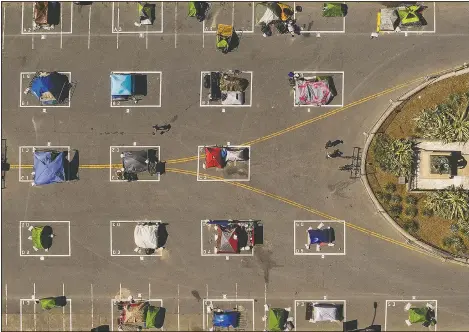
360,63 -> 469,267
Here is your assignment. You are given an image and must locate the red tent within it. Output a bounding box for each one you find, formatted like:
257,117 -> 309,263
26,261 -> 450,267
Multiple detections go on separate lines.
205,147 -> 224,168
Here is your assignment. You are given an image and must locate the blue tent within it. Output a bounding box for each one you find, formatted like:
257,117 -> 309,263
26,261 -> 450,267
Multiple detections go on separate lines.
213,311 -> 239,328
30,72 -> 70,105
111,74 -> 133,98
33,151 -> 66,185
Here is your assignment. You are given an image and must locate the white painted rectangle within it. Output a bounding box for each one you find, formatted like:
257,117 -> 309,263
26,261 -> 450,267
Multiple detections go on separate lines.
20,72 -> 72,107
293,71 -> 344,108
293,1 -> 346,33
19,146 -> 71,182
203,299 -> 255,331
109,146 -> 161,182
111,2 -> 163,33
110,71 -> 162,108
200,220 -> 255,257
293,220 -> 346,256
21,2 -> 73,34
384,299 -> 438,331
197,145 -> 251,182
110,220 -> 163,257
20,298 -> 73,331
19,221 -> 71,257
199,71 -> 253,107
294,300 -> 346,331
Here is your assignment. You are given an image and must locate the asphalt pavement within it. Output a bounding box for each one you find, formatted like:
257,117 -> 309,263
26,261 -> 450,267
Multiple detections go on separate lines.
2,2 -> 469,331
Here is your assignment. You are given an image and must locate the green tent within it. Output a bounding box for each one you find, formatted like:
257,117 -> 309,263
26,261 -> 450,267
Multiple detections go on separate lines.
268,308 -> 287,331
146,306 -> 165,329
408,307 -> 436,326
32,226 -> 44,249
322,3 -> 347,17
398,5 -> 425,26
138,2 -> 155,25
40,297 -> 57,310
188,2 -> 197,17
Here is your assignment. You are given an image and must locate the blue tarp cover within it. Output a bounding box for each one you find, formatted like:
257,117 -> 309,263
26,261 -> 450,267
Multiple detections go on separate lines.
111,74 -> 133,97
33,151 -> 65,185
31,72 -> 69,104
308,229 -> 330,244
213,311 -> 239,328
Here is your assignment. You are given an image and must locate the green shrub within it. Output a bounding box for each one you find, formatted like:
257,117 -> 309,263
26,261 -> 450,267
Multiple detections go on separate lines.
384,183 -> 397,193
450,223 -> 459,233
389,205 -> 403,218
403,220 -> 419,234
405,195 -> 418,205
422,208 -> 434,217
442,235 -> 467,254
372,134 -> 415,176
404,206 -> 418,218
390,195 -> 402,204
376,191 -> 392,204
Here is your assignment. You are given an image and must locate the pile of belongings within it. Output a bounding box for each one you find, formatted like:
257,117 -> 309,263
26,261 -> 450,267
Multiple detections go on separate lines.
208,220 -> 256,254
306,302 -> 344,323
379,4 -> 427,31
204,146 -> 250,169
33,2 -> 60,30
28,71 -> 71,105
33,150 -> 66,186
294,75 -> 337,106
220,73 -> 249,105
256,2 -> 294,35
117,300 -> 165,330
188,1 -> 210,22
137,2 -> 156,26
322,3 -> 348,17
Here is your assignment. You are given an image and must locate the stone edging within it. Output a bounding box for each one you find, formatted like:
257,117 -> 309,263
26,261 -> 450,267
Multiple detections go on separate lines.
360,63 -> 469,267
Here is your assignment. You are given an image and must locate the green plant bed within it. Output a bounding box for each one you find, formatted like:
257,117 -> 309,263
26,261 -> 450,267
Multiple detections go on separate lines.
365,73 -> 469,257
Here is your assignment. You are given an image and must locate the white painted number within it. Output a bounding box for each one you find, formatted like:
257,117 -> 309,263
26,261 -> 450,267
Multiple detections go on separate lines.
112,250 -> 121,255
112,223 -> 121,227
387,302 -> 395,307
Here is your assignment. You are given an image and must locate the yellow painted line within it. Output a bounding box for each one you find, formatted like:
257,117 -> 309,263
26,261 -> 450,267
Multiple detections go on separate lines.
166,167 -> 441,259
376,12 -> 381,33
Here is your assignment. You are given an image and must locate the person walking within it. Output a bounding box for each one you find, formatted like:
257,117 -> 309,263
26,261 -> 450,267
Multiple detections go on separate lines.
326,149 -> 343,159
325,140 -> 343,149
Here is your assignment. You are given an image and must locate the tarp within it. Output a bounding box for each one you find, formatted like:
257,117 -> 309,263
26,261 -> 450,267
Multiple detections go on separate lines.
134,224 -> 158,249
218,226 -> 238,253
34,2 -> 49,24
32,226 -> 45,249
188,1 -> 197,16
33,151 -> 65,185
111,74 -> 133,97
122,151 -> 148,173
213,311 -> 239,328
323,3 -> 347,17
295,79 -> 332,106
312,303 -> 342,322
225,147 -> 249,162
220,75 -> 249,92
145,306 -> 159,328
398,5 -> 425,26
205,147 -> 224,168
31,72 -> 70,104
268,308 -> 287,331
123,302 -> 146,324
379,8 -> 399,31
256,2 -> 293,25
308,228 -> 334,244
138,2 -> 155,25
40,297 -> 57,310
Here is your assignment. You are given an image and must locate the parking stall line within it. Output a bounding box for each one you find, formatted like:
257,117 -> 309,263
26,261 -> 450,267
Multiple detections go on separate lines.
177,284 -> 180,331
88,6 -> 92,49
146,25 -> 148,49
232,1 -> 235,27
174,2 -> 178,48
60,5 -> 63,48
2,6 -> 5,50
91,284 -> 94,328
5,283 -> 7,326
63,283 -> 65,331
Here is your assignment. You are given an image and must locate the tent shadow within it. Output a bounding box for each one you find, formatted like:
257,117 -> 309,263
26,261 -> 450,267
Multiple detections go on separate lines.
254,222 -> 264,245
91,325 -> 110,332
40,225 -> 54,249
154,307 -> 166,329
134,74 -> 148,96
54,295 -> 67,307
157,223 -> 169,248
64,150 -> 79,181
229,31 -> 240,52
